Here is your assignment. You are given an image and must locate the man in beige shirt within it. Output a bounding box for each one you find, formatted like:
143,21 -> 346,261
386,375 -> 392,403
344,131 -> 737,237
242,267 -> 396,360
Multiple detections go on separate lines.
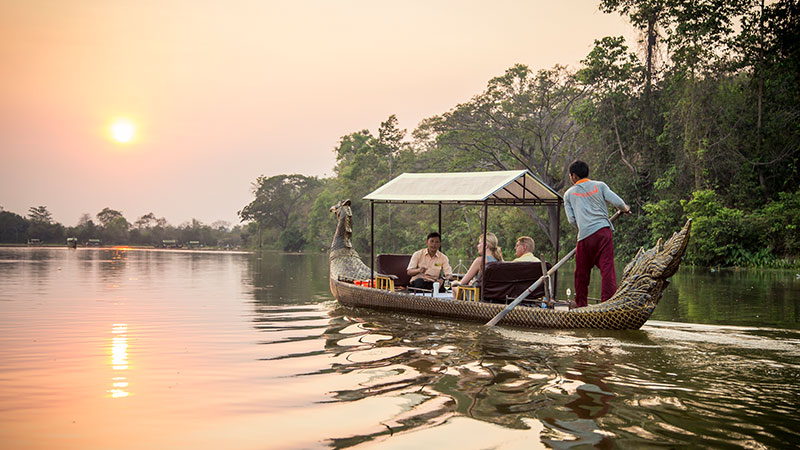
513,236 -> 540,262
407,232 -> 452,292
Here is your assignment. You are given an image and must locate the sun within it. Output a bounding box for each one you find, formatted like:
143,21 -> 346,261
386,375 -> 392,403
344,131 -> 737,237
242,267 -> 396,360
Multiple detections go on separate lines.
109,118 -> 136,144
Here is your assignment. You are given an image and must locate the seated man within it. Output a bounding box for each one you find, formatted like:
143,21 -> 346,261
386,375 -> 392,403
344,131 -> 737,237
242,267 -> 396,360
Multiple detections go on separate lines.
513,236 -> 540,262
407,231 -> 452,292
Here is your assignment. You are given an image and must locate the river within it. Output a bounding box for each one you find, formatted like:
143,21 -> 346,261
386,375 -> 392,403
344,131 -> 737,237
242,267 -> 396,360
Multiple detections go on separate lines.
1,247 -> 798,449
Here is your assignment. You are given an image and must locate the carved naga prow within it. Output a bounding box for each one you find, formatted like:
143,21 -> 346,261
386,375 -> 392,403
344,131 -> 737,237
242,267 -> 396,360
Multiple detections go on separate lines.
604,218 -> 693,316
329,199 -> 373,281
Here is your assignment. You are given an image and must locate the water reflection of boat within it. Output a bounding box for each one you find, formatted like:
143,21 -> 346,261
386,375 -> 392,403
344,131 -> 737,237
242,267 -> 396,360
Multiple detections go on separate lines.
328,171 -> 691,330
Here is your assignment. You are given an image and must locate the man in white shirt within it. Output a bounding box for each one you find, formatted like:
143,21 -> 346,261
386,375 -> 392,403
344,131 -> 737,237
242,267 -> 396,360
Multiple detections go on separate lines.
407,232 -> 452,292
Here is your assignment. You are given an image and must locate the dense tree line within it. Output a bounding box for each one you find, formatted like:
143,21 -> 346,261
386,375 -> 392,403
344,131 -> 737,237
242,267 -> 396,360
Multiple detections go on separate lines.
5,2 -> 796,266
0,205 -> 246,248
240,0 -> 799,267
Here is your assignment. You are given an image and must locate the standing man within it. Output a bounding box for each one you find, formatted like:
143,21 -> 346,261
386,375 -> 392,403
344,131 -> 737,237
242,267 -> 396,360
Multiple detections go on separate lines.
564,160 -> 630,307
407,231 -> 452,292
512,236 -> 540,262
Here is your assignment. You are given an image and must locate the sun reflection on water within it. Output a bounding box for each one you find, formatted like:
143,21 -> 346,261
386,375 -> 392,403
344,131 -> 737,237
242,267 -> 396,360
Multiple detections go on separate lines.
109,323 -> 129,398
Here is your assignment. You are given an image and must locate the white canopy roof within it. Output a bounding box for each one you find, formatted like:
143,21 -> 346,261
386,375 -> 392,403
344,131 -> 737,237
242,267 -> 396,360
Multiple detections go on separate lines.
364,170 -> 562,205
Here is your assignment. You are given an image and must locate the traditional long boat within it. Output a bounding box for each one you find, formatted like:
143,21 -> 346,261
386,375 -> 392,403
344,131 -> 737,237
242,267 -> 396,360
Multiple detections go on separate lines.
328,171 -> 691,330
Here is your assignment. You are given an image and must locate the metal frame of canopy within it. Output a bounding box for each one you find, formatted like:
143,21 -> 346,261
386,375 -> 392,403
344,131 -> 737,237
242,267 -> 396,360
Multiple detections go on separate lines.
363,170 -> 564,301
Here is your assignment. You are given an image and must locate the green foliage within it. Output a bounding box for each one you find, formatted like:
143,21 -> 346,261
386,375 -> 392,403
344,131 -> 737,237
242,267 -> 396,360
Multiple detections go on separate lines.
415,64 -> 586,248
96,207 -> 125,227
27,206 -> 53,224
305,186 -> 339,251
237,174 -> 323,249
279,227 -> 305,252
1,205 -> 242,248
104,216 -> 131,244
681,190 -> 764,266
756,189 -> 800,258
25,206 -> 64,243
642,198 -> 683,244
578,36 -> 642,94
0,210 -> 29,243
239,174 -> 321,230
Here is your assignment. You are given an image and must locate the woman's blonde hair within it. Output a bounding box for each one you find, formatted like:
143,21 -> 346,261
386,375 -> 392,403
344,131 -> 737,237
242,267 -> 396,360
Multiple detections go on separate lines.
480,232 -> 504,261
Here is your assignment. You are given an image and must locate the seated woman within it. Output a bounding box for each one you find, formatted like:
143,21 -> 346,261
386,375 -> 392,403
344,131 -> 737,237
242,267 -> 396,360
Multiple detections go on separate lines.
452,232 -> 503,299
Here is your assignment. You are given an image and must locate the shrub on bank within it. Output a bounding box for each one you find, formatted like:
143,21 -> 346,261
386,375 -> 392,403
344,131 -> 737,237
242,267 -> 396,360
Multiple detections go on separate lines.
642,189 -> 800,268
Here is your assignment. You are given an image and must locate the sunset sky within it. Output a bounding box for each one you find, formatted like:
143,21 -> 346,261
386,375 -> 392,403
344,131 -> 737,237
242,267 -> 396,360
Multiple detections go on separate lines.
1,0 -> 634,227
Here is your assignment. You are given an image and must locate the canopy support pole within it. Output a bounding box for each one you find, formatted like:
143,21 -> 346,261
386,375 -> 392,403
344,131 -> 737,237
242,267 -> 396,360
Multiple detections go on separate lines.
480,201 -> 488,302
438,203 -> 442,244
370,200 -> 374,281
554,205 -> 560,299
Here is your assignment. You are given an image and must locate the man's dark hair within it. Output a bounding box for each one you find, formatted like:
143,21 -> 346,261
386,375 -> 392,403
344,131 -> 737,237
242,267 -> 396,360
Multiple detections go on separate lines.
426,231 -> 441,240
569,160 -> 590,179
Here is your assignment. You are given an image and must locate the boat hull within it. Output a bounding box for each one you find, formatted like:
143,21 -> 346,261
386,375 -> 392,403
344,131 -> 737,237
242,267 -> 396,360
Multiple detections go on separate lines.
330,277 -> 659,330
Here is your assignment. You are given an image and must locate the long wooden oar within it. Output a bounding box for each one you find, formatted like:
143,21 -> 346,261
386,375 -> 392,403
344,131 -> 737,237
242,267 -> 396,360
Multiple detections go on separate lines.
486,211 -> 623,327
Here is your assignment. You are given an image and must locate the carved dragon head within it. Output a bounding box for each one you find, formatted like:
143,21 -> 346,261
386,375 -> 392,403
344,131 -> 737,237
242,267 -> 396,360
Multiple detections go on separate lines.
330,199 -> 353,251
608,219 -> 692,307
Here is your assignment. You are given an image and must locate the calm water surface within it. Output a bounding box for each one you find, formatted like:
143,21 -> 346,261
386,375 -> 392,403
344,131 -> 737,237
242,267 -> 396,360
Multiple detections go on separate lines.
1,247 -> 798,449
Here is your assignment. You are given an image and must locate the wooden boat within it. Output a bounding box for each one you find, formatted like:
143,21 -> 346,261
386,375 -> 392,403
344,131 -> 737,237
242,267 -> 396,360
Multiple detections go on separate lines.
328,198 -> 691,330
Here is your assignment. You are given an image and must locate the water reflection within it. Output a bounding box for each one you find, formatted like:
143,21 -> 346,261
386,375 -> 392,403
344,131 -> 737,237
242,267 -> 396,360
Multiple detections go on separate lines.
279,310 -> 799,448
1,248 -> 798,449
109,323 -> 129,398
244,250 -> 332,305
236,252 -> 799,447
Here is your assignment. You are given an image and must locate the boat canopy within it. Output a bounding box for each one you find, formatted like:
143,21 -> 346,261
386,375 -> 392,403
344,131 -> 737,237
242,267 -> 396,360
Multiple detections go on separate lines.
364,170 -> 562,206
363,169 -> 564,300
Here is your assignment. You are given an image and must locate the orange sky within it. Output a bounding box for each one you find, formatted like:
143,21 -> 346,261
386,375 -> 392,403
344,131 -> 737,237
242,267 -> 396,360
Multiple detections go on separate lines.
0,0 -> 635,226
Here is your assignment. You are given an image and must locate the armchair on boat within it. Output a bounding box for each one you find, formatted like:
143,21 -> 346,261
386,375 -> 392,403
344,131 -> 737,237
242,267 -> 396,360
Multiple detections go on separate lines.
455,261 -> 553,303
375,254 -> 412,290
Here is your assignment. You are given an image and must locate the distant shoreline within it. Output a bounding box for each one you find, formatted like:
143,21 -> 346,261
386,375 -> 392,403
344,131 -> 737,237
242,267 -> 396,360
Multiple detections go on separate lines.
0,243 -> 251,253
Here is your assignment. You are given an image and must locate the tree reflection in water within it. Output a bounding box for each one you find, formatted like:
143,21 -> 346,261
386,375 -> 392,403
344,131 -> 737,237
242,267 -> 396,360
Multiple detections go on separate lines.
244,251 -> 800,448
316,311 -> 623,447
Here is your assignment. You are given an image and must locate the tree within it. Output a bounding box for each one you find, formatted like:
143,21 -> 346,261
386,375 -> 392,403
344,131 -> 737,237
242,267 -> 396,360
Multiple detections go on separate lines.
104,216 -> 131,244
25,206 -> 63,243
211,220 -> 230,232
96,208 -> 125,227
376,115 -> 410,251
732,0 -> 800,198
330,117 -> 421,253
599,0 -> 668,99
577,36 -> 645,178
376,114 -> 407,179
134,212 -> 158,229
72,213 -> 99,243
93,208 -> 130,244
238,174 -> 322,249
28,206 -> 53,224
0,210 -> 29,243
415,64 -> 588,247
305,183 -> 339,251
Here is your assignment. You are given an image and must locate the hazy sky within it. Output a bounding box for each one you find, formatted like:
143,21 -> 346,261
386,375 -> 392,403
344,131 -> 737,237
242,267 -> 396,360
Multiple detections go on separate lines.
1,0 -> 634,227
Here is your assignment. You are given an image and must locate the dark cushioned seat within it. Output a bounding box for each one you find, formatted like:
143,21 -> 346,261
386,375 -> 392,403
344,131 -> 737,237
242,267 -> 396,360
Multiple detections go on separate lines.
482,261 -> 552,301
376,254 -> 412,287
